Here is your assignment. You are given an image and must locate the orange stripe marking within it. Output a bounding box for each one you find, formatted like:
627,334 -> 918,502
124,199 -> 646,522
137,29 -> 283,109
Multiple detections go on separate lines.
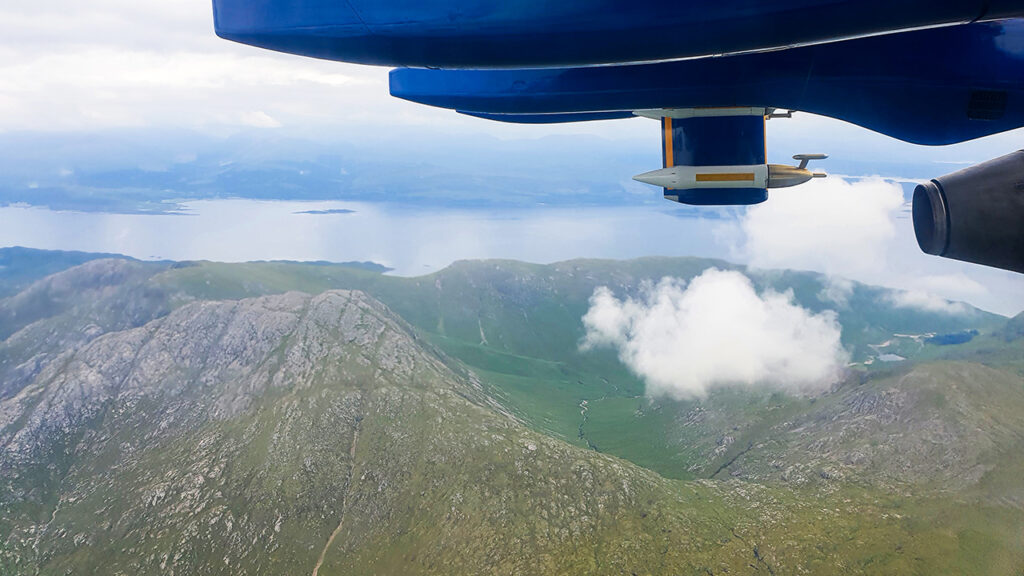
696,173 -> 756,182
663,117 -> 673,168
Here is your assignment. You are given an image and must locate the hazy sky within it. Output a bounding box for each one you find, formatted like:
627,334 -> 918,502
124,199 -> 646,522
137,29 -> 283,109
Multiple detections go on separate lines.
2,0 -> 1022,151
1,0 -> 1022,315
0,0 -> 1020,147
0,0 -> 608,136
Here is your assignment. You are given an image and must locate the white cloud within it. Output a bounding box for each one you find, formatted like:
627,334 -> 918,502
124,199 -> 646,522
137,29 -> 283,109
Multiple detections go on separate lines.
720,175 -> 1024,316
884,289 -> 971,315
0,0 -> 656,139
738,176 -> 904,276
581,269 -> 848,398
0,50 -> 372,92
0,48 -> 388,131
0,0 -> 214,51
818,276 -> 854,307
237,111 -> 282,128
914,273 -> 987,298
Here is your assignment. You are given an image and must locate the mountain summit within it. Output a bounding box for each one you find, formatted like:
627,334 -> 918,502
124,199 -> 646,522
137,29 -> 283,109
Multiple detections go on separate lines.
1,252 -> 1022,574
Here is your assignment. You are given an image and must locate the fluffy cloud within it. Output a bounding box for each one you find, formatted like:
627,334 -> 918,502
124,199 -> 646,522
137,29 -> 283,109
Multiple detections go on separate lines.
581,269 -> 848,398
884,289 -> 971,315
0,0 -> 638,137
722,175 -> 1024,316
0,47 -> 389,131
237,110 -> 282,128
914,273 -> 987,298
817,276 -> 855,307
0,0 -> 482,133
738,176 -> 904,276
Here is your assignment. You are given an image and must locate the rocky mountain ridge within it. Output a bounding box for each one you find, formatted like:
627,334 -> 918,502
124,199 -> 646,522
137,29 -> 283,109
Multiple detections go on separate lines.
0,252 -> 1021,574
0,287 -> 849,575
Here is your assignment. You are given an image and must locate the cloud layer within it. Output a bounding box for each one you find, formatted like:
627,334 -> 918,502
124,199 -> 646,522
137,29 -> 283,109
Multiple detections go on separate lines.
738,176 -> 904,277
581,269 -> 848,398
884,289 -> 971,315
719,175 -> 1024,316
0,0 -> 646,138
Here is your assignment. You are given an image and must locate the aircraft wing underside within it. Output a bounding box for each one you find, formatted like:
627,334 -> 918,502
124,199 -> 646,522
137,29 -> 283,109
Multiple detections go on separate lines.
390,21 -> 1024,147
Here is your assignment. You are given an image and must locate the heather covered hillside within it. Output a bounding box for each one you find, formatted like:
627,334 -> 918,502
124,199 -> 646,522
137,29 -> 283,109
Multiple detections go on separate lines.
1,250 -> 1022,574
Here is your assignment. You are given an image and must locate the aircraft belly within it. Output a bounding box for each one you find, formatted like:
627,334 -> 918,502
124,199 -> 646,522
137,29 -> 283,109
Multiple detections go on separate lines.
390,21 -> 1024,146
212,0 -> 1014,68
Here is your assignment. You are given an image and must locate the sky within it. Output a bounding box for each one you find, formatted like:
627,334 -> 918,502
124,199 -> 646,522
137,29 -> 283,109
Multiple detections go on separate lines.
0,0 -> 1016,146
0,0 -> 593,136
5,0 -> 1024,152
0,0 -> 1022,317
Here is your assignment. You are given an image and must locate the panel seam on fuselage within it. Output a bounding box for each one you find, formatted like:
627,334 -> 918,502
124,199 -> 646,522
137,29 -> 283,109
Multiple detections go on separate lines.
341,0 -> 371,33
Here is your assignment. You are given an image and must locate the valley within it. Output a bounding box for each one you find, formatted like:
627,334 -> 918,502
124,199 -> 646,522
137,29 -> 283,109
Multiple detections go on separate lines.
1,248 -> 1021,574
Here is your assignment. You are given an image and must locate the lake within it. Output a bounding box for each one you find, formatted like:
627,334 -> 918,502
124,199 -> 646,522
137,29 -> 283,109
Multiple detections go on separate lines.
0,200 -> 731,275
1,198 -> 1021,316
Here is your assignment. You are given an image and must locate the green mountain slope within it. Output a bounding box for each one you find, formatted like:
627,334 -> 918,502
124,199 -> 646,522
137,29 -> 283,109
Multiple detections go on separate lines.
1,251 -> 1021,574
9,288 -> 1019,574
0,246 -> 132,299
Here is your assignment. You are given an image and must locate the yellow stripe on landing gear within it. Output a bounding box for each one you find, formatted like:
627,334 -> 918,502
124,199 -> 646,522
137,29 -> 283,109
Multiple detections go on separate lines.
663,117 -> 674,167
695,172 -> 756,182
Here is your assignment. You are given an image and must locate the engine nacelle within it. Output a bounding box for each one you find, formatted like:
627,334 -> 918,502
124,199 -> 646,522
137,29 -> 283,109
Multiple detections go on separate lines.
913,150 -> 1024,273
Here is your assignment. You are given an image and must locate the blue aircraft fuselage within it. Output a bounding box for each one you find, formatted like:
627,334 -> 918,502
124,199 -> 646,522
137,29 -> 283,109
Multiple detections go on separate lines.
213,0 -> 1024,68
390,21 -> 1024,146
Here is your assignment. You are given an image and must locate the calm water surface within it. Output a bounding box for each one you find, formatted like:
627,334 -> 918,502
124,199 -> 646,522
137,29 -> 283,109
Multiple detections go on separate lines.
0,200 -> 729,275
3,199 -> 1022,315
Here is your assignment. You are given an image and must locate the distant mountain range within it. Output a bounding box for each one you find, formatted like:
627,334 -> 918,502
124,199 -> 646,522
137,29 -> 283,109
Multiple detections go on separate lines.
0,130 -> 952,214
1,248 -> 1022,574
0,130 -> 660,214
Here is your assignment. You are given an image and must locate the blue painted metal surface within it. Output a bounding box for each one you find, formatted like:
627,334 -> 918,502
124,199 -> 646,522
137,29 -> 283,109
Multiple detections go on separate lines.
659,115 -> 768,205
391,21 -> 1024,146
460,111 -> 636,123
666,116 -> 766,167
671,188 -> 768,205
212,0 -> 1024,68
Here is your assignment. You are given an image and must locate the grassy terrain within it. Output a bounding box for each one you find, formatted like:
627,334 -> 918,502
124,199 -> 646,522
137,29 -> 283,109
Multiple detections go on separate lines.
4,252 -> 1012,483
1,250 -> 1021,574
0,246 -> 130,298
